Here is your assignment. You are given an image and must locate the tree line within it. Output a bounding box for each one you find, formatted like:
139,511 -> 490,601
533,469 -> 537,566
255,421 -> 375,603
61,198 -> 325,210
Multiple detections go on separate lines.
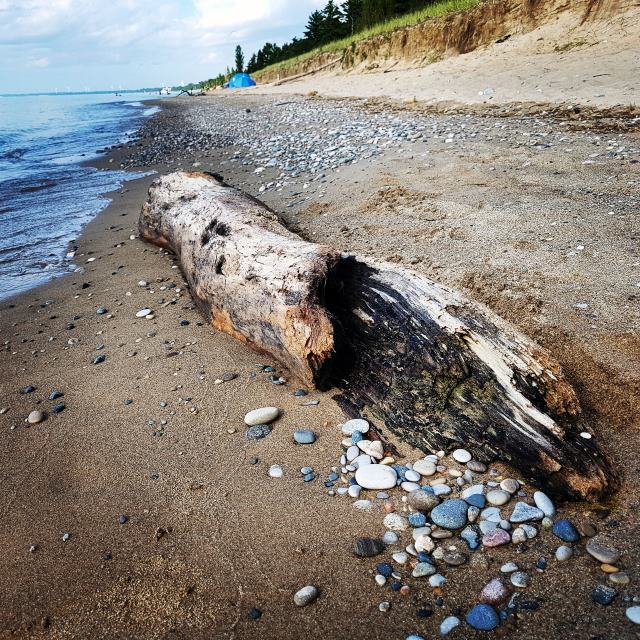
179,0 -> 441,90
244,0 -> 439,73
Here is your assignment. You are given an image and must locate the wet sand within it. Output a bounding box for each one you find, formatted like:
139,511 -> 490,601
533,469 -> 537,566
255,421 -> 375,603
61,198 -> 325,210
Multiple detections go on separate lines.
0,94 -> 639,639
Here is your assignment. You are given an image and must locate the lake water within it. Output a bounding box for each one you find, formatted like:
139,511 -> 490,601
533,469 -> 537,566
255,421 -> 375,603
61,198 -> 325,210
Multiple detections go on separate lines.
0,92 -> 164,301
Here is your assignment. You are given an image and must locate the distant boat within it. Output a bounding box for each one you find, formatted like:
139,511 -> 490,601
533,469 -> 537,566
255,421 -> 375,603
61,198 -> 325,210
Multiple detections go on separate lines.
159,86 -> 172,95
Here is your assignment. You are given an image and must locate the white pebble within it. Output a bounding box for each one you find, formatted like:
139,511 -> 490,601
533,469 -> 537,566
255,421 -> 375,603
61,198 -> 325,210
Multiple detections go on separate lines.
452,449 -> 472,463
244,406 -> 280,425
293,585 -> 318,607
268,464 -> 283,478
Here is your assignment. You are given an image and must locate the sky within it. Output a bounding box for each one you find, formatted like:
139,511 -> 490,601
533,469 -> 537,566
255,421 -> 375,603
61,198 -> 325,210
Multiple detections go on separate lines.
0,0 -> 326,93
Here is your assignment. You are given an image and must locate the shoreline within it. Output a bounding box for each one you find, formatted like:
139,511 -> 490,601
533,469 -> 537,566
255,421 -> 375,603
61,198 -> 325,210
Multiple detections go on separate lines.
1,92 -> 639,639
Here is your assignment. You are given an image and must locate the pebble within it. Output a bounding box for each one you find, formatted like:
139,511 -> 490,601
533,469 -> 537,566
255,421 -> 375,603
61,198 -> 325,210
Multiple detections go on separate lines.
341,418 -> 369,435
27,410 -> 45,424
609,571 -> 629,585
511,528 -> 527,544
293,429 -> 316,444
49,390 -> 63,400
293,585 -> 318,607
383,513 -> 407,531
379,601 -> 391,613
135,308 -> 152,318
626,606 -> 640,624
382,531 -> 398,545
412,562 -> 436,577
440,616 -> 460,636
354,537 -> 384,557
555,545 -> 573,561
483,528 -> 510,547
355,464 -> 397,490
413,459 -> 436,476
443,551 -> 467,566
500,478 -> 519,493
466,604 -> 500,631
509,502 -> 544,523
430,499 -> 468,529
244,407 -> 280,425
552,519 -> 580,543
510,571 -> 529,588
408,512 -> 427,527
407,490 -> 439,512
467,460 -> 487,473
592,584 -> 617,606
486,489 -> 511,506
465,494 -> 486,509
533,491 -> 556,517
586,538 -> 621,564
479,578 -> 510,606
268,464 -> 283,478
392,552 -> 408,564
429,574 -> 445,587
245,424 -> 272,440
501,562 -> 519,573
405,469 -> 420,482
452,449 -> 472,463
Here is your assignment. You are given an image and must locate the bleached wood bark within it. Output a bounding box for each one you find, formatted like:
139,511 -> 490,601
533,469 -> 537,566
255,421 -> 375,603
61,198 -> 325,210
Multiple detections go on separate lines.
139,172 -> 339,387
139,171 -> 615,500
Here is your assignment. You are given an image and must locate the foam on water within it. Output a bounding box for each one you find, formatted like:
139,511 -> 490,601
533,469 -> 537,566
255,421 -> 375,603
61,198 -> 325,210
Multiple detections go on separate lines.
0,92 -> 163,301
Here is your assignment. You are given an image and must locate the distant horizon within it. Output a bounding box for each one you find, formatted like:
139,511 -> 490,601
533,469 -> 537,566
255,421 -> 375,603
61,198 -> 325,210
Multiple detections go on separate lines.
0,88 -> 166,97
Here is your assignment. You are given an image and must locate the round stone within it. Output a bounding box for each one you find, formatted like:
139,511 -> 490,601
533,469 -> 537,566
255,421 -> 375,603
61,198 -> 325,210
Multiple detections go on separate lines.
479,578 -> 510,606
407,490 -> 439,512
354,537 -> 384,557
552,519 -> 580,543
382,531 -> 398,545
136,308 -> 152,318
483,528 -> 510,548
500,478 -> 520,493
355,465 -> 397,490
412,562 -> 436,577
465,494 -> 486,509
586,538 -> 621,565
592,584 -> 617,606
245,424 -> 271,440
510,571 -> 529,588
430,499 -> 468,529
487,490 -> 511,506
405,469 -> 420,482
440,616 -> 460,636
392,552 -> 408,565
511,528 -> 527,544
555,545 -> 573,561
467,460 -> 487,473
293,585 -> 318,607
341,418 -> 369,435
401,481 -> 421,492
609,572 -> 629,585
413,459 -> 436,476
293,429 -> 316,444
383,513 -> 407,531
27,410 -> 45,424
268,464 -> 283,478
466,604 -> 500,631
452,449 -> 472,463
244,407 -> 280,425
501,562 -> 519,573
626,606 -> 640,624
533,491 -> 556,517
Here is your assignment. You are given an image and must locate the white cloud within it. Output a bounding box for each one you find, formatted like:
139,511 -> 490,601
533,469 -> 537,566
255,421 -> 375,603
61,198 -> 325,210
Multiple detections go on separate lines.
0,0 -> 327,91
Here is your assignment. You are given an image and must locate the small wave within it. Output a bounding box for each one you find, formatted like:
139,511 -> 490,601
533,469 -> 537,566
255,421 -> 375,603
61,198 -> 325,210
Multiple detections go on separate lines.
143,106 -> 160,116
125,101 -> 144,107
19,179 -> 57,193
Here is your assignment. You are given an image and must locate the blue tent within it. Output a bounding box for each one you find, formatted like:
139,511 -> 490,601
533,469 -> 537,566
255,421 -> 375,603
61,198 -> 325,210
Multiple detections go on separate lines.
228,73 -> 256,88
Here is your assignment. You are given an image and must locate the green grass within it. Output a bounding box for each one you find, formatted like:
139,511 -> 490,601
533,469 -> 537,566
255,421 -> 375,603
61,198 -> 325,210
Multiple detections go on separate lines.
255,0 -> 482,78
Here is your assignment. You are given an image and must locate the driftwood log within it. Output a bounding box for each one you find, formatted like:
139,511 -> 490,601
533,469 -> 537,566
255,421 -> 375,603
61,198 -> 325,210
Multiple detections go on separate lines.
140,171 -> 615,501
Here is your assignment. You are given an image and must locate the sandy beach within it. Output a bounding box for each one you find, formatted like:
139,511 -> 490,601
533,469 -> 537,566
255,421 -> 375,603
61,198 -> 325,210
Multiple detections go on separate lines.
1,88 -> 639,639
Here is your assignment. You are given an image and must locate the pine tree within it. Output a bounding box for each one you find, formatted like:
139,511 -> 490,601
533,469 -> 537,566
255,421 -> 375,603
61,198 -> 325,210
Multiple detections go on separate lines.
342,0 -> 363,34
304,10 -> 325,45
234,45 -> 244,73
321,0 -> 347,42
